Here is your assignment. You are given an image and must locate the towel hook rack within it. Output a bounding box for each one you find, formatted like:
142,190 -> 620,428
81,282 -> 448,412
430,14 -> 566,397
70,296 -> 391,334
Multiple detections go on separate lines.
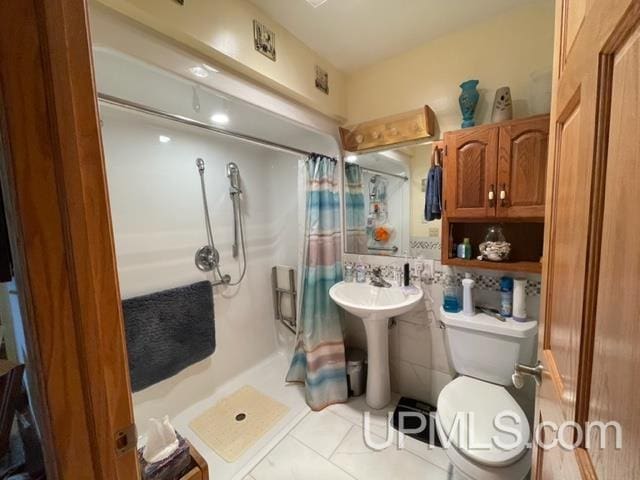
431,143 -> 443,167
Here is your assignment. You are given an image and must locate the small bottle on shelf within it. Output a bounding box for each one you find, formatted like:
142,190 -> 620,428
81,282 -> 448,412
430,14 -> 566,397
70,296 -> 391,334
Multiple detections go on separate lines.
463,238 -> 472,259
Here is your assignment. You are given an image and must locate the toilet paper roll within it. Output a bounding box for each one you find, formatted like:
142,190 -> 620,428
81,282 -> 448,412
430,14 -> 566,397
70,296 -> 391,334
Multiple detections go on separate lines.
513,278 -> 527,321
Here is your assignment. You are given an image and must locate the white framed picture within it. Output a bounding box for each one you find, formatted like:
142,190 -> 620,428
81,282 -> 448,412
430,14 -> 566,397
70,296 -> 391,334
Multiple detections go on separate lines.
253,20 -> 276,61
315,65 -> 329,94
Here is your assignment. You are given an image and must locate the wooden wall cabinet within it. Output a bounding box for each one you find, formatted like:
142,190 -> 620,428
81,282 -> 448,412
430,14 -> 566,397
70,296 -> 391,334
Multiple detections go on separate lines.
444,115 -> 550,220
441,115 -> 549,273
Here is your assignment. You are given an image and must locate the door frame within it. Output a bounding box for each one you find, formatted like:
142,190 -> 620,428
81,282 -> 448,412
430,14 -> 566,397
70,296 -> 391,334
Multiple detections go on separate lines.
0,1 -> 138,478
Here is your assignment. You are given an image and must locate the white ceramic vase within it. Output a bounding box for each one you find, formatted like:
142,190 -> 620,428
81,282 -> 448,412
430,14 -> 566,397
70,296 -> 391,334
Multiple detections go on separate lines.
492,86 -> 513,122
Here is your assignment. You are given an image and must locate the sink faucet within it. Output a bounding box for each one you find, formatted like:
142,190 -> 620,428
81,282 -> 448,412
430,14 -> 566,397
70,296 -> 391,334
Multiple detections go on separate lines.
370,267 -> 391,288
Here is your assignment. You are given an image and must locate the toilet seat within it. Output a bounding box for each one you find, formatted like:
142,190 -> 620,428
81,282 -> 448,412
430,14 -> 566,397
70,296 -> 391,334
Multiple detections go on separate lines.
437,376 -> 530,468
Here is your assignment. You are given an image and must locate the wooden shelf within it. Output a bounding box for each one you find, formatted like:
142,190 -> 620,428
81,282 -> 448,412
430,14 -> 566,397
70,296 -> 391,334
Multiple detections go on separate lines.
339,106 -> 435,152
443,257 -> 542,274
179,441 -> 209,480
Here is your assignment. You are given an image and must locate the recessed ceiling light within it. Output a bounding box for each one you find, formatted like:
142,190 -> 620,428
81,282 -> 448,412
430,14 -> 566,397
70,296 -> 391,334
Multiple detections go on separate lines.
210,113 -> 229,125
346,154 -> 358,162
305,0 -> 328,7
202,64 -> 219,73
159,135 -> 171,143
189,66 -> 209,78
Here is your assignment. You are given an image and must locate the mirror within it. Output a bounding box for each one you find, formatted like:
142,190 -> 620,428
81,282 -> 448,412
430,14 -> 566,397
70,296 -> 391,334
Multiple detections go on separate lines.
343,144 -> 441,259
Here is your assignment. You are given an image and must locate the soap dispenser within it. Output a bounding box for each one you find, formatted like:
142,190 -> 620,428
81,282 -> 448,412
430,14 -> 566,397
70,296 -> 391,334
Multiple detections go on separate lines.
462,272 -> 475,316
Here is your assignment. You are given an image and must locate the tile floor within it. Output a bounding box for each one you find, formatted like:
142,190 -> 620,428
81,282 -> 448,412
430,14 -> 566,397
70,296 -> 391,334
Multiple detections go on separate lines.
245,393 -> 455,480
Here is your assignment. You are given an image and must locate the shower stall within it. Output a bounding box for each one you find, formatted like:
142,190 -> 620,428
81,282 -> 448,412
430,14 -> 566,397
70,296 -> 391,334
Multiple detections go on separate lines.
90,6 -> 340,478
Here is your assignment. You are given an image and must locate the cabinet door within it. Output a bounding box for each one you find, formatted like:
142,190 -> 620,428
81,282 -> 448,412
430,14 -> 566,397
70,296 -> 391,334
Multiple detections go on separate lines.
497,116 -> 549,218
444,126 -> 498,218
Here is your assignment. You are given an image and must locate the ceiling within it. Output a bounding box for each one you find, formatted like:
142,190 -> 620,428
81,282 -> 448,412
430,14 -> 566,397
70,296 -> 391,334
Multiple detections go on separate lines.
250,0 -> 541,72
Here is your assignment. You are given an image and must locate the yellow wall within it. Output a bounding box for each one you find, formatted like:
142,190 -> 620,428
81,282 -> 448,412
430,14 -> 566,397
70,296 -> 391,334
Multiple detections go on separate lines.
94,0 -> 347,121
346,1 -> 555,133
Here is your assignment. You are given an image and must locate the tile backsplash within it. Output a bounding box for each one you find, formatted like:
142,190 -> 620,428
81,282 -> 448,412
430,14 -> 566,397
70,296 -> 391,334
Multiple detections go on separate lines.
344,256 -> 542,296
409,236 -> 441,258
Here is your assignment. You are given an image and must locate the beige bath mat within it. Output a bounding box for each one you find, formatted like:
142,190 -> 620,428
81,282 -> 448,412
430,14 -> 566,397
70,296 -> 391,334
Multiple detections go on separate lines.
189,385 -> 289,462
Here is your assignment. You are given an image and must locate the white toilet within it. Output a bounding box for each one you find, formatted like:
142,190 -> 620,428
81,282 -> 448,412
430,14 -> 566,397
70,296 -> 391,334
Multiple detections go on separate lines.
436,307 -> 537,480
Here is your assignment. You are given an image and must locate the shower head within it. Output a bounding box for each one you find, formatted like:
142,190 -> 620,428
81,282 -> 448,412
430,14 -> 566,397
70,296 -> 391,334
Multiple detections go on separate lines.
196,158 -> 205,174
227,162 -> 241,194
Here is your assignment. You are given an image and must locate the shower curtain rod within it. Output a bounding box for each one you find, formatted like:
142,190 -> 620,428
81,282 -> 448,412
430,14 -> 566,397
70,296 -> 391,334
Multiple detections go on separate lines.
353,165 -> 408,181
97,93 -> 318,158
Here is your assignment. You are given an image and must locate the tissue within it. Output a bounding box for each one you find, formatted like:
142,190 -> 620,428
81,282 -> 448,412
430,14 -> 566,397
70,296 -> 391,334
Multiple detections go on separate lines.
142,416 -> 179,464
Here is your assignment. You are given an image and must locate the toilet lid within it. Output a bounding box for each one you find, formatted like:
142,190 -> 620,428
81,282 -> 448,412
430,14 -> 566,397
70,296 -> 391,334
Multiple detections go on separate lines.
436,376 -> 530,467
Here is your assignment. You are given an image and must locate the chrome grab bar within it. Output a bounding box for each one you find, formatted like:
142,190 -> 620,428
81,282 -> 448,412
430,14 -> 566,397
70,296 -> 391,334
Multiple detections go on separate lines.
367,245 -> 399,253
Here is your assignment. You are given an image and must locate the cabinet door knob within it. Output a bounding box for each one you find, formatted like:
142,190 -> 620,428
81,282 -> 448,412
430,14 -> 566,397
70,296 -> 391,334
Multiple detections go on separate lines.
488,184 -> 495,206
500,183 -> 507,206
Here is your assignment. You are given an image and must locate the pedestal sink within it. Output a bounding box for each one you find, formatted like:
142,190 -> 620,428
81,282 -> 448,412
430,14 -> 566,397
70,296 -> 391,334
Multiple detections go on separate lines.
329,281 -> 423,409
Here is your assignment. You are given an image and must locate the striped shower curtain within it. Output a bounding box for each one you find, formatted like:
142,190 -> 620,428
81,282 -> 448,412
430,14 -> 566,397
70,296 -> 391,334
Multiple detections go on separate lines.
286,154 -> 348,410
344,163 -> 368,254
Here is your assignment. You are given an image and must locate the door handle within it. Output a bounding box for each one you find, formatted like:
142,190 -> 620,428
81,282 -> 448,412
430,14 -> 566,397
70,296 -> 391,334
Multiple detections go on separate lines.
500,183 -> 507,207
514,361 -> 544,387
488,184 -> 495,207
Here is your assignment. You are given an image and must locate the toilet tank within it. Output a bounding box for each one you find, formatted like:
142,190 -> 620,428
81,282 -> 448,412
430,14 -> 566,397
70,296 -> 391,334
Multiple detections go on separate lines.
439,307 -> 537,386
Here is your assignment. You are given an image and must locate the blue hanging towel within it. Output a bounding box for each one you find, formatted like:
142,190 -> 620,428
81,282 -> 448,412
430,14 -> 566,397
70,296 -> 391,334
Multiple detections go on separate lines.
424,163 -> 442,221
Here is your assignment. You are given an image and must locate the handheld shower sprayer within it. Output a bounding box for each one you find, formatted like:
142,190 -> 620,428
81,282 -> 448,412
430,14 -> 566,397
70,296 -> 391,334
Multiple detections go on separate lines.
227,162 -> 241,195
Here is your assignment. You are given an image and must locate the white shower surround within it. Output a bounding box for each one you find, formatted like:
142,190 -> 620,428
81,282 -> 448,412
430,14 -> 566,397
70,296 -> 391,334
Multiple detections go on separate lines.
101,107 -> 301,421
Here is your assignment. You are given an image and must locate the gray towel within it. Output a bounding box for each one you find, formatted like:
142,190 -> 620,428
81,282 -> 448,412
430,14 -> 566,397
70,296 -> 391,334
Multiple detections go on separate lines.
122,281 -> 215,392
424,164 -> 442,221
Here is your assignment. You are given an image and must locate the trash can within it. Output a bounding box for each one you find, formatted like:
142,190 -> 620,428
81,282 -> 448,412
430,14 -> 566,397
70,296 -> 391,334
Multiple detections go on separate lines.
346,348 -> 366,397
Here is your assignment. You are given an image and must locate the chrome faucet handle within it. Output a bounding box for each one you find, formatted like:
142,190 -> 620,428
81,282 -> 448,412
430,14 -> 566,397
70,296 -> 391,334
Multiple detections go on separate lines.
370,267 -> 391,288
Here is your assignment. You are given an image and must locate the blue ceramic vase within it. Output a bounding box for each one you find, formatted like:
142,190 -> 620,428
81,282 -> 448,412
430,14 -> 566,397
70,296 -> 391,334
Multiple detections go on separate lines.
459,80 -> 480,128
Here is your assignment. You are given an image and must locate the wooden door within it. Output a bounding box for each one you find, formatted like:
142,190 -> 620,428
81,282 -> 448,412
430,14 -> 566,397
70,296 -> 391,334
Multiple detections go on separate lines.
0,0 -> 139,478
443,126 -> 498,218
534,0 -> 640,478
496,115 -> 549,219
585,13 -> 640,480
